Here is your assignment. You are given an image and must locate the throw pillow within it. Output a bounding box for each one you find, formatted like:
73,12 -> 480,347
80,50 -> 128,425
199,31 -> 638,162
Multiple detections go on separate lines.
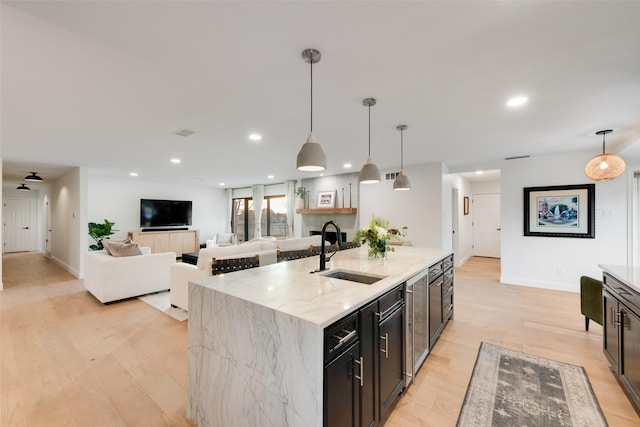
103,239 -> 142,257
102,237 -> 132,255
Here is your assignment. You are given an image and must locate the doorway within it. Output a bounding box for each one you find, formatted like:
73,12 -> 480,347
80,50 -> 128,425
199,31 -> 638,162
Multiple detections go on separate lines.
472,193 -> 501,258
3,199 -> 32,253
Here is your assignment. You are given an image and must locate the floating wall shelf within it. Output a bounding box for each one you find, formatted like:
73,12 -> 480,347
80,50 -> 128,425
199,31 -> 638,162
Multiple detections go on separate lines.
296,208 -> 358,215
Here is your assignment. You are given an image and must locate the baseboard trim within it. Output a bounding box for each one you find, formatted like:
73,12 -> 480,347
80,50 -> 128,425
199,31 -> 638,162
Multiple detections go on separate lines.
501,275 -> 579,293
49,254 -> 81,279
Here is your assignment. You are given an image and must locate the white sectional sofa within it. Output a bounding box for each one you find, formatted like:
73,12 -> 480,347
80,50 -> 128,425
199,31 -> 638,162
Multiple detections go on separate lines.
276,235 -> 328,252
170,241 -> 278,311
84,247 -> 176,304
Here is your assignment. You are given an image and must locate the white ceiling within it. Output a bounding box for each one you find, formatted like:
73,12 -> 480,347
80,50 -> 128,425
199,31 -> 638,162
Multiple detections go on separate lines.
2,1 -> 640,188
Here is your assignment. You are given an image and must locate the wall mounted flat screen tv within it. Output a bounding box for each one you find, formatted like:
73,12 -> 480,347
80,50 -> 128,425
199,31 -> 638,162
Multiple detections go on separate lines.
140,199 -> 192,228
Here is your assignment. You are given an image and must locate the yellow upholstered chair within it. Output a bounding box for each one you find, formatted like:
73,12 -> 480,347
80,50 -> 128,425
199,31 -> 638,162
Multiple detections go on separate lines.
580,276 -> 603,331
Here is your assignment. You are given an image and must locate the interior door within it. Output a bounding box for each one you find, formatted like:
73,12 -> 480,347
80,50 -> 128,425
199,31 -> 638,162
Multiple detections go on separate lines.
472,193 -> 501,258
3,199 -> 31,253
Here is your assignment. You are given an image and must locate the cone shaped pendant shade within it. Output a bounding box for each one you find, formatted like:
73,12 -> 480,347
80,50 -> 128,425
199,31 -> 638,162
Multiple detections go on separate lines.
297,49 -> 326,171
584,129 -> 625,181
359,98 -> 380,184
393,125 -> 411,190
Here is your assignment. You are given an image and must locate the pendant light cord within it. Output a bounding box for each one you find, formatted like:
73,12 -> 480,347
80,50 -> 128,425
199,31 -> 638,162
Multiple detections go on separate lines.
602,133 -> 606,155
368,104 -> 371,156
310,58 -> 313,133
400,129 -> 404,170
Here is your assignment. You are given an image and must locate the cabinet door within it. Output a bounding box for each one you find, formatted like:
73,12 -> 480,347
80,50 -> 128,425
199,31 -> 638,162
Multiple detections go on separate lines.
324,342 -> 361,427
620,305 -> 640,408
429,278 -> 443,346
413,275 -> 429,372
603,290 -> 620,371
359,301 -> 377,427
378,306 -> 404,420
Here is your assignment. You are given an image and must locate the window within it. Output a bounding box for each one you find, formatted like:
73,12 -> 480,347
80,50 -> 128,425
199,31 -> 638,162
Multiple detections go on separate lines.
232,195 -> 289,242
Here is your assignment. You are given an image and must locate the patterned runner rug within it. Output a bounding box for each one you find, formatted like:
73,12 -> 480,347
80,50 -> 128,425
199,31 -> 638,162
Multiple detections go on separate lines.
457,342 -> 608,427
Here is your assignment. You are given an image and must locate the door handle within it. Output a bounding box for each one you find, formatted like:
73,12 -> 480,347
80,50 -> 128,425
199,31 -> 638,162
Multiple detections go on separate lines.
496,228 -> 501,231
22,227 -> 29,230
354,357 -> 363,387
380,333 -> 389,358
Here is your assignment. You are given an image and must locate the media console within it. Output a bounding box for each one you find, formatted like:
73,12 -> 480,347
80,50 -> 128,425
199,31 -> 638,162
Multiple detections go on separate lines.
128,229 -> 199,258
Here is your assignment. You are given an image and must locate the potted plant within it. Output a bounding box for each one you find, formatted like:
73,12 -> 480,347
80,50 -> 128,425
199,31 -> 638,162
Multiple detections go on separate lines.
88,219 -> 117,250
295,186 -> 306,209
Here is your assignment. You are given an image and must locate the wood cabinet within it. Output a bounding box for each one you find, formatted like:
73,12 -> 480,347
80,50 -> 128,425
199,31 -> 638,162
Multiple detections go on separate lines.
324,284 -> 405,427
128,229 -> 199,258
603,272 -> 640,413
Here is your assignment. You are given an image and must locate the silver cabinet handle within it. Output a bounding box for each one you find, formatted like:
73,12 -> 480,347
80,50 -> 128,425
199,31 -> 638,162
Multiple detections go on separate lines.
354,357 -> 363,387
380,333 -> 389,358
332,329 -> 356,352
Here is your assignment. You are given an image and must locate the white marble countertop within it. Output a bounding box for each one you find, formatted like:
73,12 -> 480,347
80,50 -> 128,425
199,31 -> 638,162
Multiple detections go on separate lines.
599,264 -> 640,295
192,245 -> 452,327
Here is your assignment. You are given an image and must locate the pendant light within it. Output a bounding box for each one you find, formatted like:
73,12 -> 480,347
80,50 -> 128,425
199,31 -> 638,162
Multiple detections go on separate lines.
584,129 -> 626,181
393,125 -> 411,190
296,48 -> 327,172
359,98 -> 381,184
16,183 -> 30,191
24,172 -> 43,182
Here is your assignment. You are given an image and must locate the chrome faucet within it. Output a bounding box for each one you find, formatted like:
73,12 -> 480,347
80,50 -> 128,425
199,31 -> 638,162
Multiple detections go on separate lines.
318,220 -> 343,272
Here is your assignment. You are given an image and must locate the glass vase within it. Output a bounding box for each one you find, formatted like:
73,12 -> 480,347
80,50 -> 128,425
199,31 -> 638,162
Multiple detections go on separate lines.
367,240 -> 388,259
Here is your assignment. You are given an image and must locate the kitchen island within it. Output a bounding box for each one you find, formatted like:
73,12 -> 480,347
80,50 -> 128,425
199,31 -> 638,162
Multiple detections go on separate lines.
187,245 -> 452,427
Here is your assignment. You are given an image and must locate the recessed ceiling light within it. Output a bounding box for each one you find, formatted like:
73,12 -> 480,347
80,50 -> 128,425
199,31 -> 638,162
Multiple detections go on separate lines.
267,175 -> 274,179
507,96 -> 528,107
344,163 -> 352,169
219,182 -> 225,186
249,133 -> 262,141
171,158 -> 181,164
475,171 -> 484,175
130,172 -> 138,177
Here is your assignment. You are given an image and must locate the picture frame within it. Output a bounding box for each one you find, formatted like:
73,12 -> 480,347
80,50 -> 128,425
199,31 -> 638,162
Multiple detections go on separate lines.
524,184 -> 595,238
463,196 -> 469,215
317,190 -> 336,208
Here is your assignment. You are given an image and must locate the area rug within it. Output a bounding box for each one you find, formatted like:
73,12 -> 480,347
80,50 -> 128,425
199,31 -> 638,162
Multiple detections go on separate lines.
137,290 -> 188,322
456,342 -> 607,427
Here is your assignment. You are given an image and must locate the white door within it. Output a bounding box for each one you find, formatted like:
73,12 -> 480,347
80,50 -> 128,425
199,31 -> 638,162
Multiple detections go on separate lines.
3,199 -> 31,253
45,196 -> 52,253
473,193 -> 501,258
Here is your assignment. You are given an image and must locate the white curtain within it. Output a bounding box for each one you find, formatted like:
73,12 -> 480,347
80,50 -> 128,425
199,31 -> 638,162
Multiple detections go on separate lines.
226,188 -> 234,233
285,180 -> 296,238
252,184 -> 264,238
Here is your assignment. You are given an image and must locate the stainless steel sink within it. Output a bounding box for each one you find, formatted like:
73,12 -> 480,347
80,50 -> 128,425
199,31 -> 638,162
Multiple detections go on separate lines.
321,269 -> 385,285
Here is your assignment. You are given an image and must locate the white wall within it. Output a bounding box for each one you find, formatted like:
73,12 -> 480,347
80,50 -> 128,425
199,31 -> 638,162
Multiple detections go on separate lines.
451,174 -> 474,265
88,174 -> 227,247
50,167 -> 84,277
501,152 -> 628,292
360,163 -> 446,248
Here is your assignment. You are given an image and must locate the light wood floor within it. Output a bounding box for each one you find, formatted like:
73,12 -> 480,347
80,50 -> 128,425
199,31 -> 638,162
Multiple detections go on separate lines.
1,253 -> 639,426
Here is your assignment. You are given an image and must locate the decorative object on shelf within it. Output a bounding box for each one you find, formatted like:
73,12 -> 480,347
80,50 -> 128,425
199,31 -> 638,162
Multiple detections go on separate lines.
295,186 -> 306,209
524,183 -> 595,238
585,129 -> 625,181
393,125 -> 411,190
296,48 -> 327,172
88,219 -> 117,250
463,196 -> 470,215
16,183 -> 30,191
24,172 -> 44,182
341,187 -> 344,208
359,98 -> 381,184
354,214 -> 407,259
349,183 -> 352,208
317,190 -> 336,208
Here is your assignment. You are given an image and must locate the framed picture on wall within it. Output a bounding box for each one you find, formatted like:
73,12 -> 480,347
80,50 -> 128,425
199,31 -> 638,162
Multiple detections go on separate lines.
523,183 -> 595,238
317,191 -> 336,208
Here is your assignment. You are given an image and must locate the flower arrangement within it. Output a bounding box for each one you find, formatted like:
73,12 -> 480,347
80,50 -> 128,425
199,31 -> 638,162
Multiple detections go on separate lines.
354,214 -> 407,259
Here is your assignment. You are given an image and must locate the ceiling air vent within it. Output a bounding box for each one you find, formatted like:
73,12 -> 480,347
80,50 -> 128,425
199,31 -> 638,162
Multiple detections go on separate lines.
385,172 -> 400,181
504,155 -> 530,160
172,128 -> 195,137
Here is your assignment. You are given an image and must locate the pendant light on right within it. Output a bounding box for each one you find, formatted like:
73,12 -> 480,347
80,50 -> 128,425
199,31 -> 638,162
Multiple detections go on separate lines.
584,129 -> 626,181
393,125 -> 411,190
